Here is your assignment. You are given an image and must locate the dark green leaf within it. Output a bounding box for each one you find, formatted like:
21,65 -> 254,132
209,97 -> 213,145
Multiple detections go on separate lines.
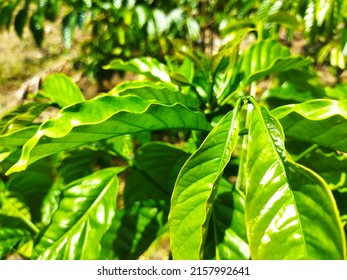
29,12 -> 44,46
204,178 -> 250,260
14,8 -> 28,38
101,143 -> 188,259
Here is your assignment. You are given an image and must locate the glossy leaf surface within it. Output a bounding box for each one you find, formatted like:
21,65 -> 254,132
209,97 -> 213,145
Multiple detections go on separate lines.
6,95 -> 210,174
0,228 -> 31,259
204,179 -> 250,260
245,103 -> 346,259
272,99 -> 347,152
111,80 -> 200,109
104,57 -> 171,83
169,100 -> 241,259
218,39 -> 310,102
0,103 -> 48,135
101,143 -> 188,259
32,167 -> 124,260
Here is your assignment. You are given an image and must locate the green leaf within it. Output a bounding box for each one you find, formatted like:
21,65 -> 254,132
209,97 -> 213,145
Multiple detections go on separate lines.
6,96 -> 210,174
0,2 -> 17,29
111,80 -> 200,109
62,12 -> 77,49
29,12 -> 44,46
204,178 -> 250,260
325,83 -> 347,100
267,12 -> 300,29
100,143 -> 188,259
297,148 -> 347,190
218,40 -> 310,103
41,73 -> 85,107
0,188 -> 38,234
169,99 -> 242,259
125,142 -> 189,205
104,57 -> 171,83
272,99 -> 347,153
245,101 -> 346,259
32,167 -> 124,260
8,158 -> 54,223
0,228 -> 31,259
100,200 -> 168,260
14,8 -> 28,38
0,103 -> 49,134
170,39 -> 205,72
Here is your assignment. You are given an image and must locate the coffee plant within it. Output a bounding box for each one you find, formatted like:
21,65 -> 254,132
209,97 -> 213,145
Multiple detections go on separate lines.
1,18 -> 347,259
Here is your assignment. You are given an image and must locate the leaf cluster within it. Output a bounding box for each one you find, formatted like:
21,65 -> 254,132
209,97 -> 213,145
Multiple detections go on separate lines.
1,25 -> 347,259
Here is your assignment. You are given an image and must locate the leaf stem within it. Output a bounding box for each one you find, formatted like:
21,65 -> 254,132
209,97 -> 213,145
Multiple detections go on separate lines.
3,199 -> 40,234
293,144 -> 319,162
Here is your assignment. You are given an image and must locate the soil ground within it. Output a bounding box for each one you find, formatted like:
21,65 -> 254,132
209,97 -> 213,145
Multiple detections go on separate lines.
0,21 -> 97,116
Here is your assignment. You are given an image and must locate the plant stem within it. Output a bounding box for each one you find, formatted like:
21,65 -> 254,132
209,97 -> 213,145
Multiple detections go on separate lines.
293,144 -> 318,162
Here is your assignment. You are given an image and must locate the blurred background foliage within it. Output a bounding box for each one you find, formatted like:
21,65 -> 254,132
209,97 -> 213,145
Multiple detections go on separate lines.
1,0 -> 347,86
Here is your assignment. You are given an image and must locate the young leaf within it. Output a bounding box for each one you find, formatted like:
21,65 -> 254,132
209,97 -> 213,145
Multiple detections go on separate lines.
169,98 -> 242,259
32,167 -> 124,260
6,95 -> 210,174
245,101 -> 346,259
0,103 -> 49,135
272,99 -> 347,152
41,73 -> 85,108
218,40 -> 310,103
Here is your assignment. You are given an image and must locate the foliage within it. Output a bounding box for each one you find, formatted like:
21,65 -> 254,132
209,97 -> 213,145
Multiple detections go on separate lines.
1,13 -> 347,259
3,0 -> 347,82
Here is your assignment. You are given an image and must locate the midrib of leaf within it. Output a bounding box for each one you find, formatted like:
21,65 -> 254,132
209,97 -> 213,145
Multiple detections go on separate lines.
201,97 -> 243,240
249,98 -> 309,258
2,197 -> 39,234
7,96 -> 210,175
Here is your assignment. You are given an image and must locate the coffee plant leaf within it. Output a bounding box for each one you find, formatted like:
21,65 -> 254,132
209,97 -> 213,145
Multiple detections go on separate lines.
218,39 -> 310,103
104,57 -> 171,83
204,178 -> 250,260
100,143 -> 189,259
32,167 -> 124,260
245,103 -> 346,259
6,95 -> 210,174
42,73 -> 85,108
112,80 -> 200,109
0,228 -> 31,259
272,99 -> 347,152
169,98 -> 242,259
0,103 -> 49,135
